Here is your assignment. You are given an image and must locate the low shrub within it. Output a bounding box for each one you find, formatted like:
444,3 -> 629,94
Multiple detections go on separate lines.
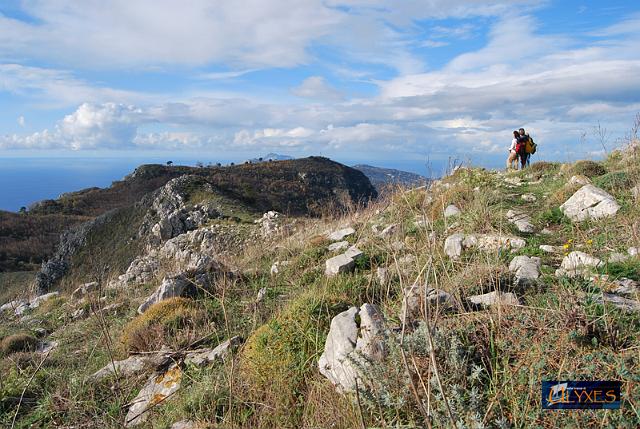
529,161 -> 559,173
120,297 -> 206,353
593,171 -> 634,193
0,333 -> 38,356
571,160 -> 607,178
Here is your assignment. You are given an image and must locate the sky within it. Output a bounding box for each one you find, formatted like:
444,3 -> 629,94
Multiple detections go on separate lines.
1,0 -> 639,166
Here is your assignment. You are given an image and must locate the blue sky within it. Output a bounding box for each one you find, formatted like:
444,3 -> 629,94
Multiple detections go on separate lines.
1,0 -> 639,165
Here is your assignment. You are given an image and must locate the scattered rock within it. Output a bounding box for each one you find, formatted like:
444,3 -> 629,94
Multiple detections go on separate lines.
444,204 -> 461,218
629,247 -> 638,257
138,275 -> 193,314
379,224 -> 398,238
504,177 -> 522,186
560,185 -> 620,222
91,352 -> 170,381
539,245 -> 560,253
541,228 -> 553,235
509,256 -> 541,286
71,308 -> 87,320
328,241 -> 350,252
521,193 -> 537,202
30,292 -> 60,309
325,247 -> 363,277
376,267 -> 388,284
556,251 -> 603,277
467,291 -> 520,308
595,294 -> 640,313
608,278 -> 639,296
255,211 -> 282,236
568,175 -> 591,186
444,233 -> 465,258
270,261 -> 290,275
608,253 -> 629,264
327,227 -> 355,241
0,299 -> 28,314
71,282 -> 100,300
506,210 -> 535,233
402,283 -> 456,321
125,364 -> 183,427
184,336 -> 242,366
318,304 -> 387,393
36,340 -> 58,354
632,185 -> 640,201
256,287 -> 267,303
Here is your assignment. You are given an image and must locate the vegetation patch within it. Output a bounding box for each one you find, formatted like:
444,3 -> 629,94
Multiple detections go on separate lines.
571,160 -> 607,178
0,333 -> 38,356
120,297 -> 207,353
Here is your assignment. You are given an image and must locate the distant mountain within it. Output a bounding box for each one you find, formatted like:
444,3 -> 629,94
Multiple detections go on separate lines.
352,164 -> 428,190
249,153 -> 294,163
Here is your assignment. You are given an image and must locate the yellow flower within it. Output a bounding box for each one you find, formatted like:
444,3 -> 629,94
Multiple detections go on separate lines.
586,239 -> 593,246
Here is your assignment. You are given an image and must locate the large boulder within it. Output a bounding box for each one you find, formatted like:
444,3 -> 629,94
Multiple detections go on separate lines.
560,185 -> 620,222
318,304 -> 387,392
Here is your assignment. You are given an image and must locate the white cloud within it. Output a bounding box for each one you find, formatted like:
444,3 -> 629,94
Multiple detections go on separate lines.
291,76 -> 343,100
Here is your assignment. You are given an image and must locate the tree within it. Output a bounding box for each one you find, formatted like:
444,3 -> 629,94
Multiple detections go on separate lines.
166,161 -> 173,166
19,206 -> 27,214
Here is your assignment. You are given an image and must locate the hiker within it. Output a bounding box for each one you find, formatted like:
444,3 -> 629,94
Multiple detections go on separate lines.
518,128 -> 537,167
507,130 -> 520,170
518,128 -> 529,169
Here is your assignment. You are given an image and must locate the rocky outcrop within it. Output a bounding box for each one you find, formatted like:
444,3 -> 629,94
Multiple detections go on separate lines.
318,304 -> 387,393
125,364 -> 183,427
560,185 -> 620,222
255,211 -> 283,236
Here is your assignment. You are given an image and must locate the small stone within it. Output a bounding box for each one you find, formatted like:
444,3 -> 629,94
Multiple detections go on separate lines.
628,247 -> 638,257
36,340 -> 58,354
506,209 -> 535,233
607,253 -> 628,264
568,175 -> 591,186
71,282 -> 100,300
184,336 -> 242,366
444,233 -> 465,259
327,227 -> 355,241
138,275 -> 193,314
328,241 -> 350,252
608,278 -> 639,296
596,294 -> 640,313
541,228 -> 553,235
509,255 -> 541,286
402,284 -> 456,321
556,251 -> 603,277
376,267 -> 388,284
539,245 -> 560,253
521,193 -> 537,202
30,292 -> 60,309
270,261 -> 290,275
467,291 -> 520,308
344,246 -> 364,260
379,224 -> 398,238
256,287 -> 267,303
444,204 -> 461,218
325,254 -> 356,276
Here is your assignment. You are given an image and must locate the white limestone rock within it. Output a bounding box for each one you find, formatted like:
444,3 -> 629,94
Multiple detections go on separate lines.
556,251 -> 603,278
138,276 -> 192,314
328,241 -> 350,252
506,209 -> 535,233
327,227 -> 356,242
125,364 -> 183,427
184,336 -> 242,366
444,204 -> 461,218
560,185 -> 620,222
568,175 -> 591,186
509,256 -> 541,286
521,193 -> 537,202
318,304 -> 387,393
71,282 -> 100,300
467,291 -> 520,308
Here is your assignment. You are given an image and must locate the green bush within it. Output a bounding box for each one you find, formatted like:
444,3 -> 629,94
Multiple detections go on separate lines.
593,171 -> 634,193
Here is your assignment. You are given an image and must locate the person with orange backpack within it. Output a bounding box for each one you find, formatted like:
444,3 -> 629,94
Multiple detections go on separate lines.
516,128 -> 528,169
518,128 -> 537,168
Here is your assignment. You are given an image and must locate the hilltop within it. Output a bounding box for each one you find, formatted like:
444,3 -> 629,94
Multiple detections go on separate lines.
0,145 -> 639,428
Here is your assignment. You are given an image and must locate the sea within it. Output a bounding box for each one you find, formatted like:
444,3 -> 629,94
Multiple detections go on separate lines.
0,155 -> 486,212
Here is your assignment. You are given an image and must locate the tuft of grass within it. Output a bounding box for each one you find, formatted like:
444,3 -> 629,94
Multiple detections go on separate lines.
0,333 -> 38,356
120,297 -> 207,353
571,160 -> 607,178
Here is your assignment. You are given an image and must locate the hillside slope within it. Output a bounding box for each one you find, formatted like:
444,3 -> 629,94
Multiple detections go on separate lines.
1,146 -> 639,428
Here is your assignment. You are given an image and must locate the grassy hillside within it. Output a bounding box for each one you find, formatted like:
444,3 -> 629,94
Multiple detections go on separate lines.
1,147 -> 639,428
